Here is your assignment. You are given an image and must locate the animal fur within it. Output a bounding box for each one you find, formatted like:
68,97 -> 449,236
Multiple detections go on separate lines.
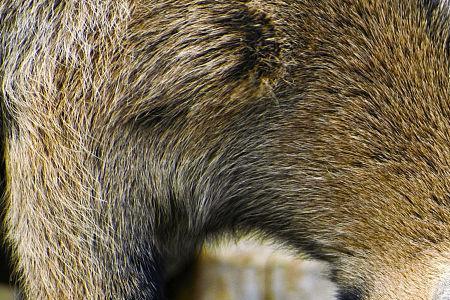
1,0 -> 450,299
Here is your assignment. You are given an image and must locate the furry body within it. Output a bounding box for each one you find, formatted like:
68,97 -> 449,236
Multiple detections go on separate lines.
1,0 -> 450,299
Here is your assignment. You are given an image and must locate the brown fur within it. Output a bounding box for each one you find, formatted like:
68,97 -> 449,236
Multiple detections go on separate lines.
1,0 -> 450,299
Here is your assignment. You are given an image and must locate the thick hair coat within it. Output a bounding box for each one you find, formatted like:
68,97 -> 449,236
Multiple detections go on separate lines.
1,0 -> 450,299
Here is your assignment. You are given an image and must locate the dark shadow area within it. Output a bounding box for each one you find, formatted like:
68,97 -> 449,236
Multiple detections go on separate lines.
165,257 -> 199,300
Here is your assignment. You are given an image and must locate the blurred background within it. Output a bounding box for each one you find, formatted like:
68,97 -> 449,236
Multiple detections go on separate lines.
0,288 -> 10,300
169,239 -> 336,300
0,239 -> 337,300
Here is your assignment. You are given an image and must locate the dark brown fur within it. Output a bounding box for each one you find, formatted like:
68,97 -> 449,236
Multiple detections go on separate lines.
1,0 -> 450,299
